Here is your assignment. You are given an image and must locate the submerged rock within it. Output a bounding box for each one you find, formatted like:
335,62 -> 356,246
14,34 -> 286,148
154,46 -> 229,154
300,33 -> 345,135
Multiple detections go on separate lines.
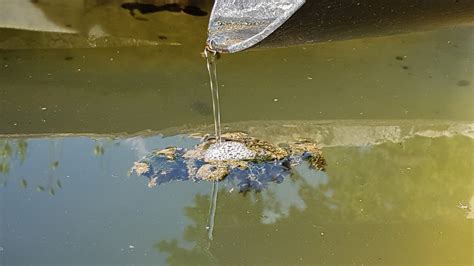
131,132 -> 326,192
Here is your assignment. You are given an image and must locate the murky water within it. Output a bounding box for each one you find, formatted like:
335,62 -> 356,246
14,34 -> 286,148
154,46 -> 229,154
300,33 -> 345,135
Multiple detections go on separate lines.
1,21 -> 473,265
1,27 -> 473,135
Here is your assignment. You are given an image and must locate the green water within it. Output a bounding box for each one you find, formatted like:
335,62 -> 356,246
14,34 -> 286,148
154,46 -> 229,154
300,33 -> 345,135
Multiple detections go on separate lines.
1,24 -> 473,265
1,27 -> 473,136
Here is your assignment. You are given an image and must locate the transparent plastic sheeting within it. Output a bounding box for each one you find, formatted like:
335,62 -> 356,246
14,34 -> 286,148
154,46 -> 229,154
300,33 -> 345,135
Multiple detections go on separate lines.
207,0 -> 305,53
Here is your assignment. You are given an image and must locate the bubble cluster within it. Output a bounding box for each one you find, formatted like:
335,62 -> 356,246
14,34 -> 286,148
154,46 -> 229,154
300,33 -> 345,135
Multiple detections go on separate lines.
204,141 -> 255,162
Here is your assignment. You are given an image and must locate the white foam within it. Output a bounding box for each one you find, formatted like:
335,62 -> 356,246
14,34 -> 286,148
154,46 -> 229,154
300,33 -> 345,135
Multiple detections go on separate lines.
204,141 -> 255,162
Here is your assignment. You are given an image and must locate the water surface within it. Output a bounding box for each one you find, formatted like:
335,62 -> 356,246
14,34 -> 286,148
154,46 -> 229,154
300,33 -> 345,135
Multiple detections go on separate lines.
0,23 -> 473,265
1,121 -> 473,264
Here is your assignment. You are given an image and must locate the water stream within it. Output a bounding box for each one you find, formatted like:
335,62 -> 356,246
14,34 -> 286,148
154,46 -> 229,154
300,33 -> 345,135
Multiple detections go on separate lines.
204,48 -> 222,142
204,47 -> 222,240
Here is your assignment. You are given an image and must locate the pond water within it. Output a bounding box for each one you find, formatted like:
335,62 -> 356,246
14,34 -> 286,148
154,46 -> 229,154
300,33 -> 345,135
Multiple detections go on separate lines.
1,23 -> 473,265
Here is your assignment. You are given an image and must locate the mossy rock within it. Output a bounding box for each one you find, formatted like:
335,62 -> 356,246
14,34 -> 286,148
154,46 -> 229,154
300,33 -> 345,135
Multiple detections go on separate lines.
132,132 -> 326,192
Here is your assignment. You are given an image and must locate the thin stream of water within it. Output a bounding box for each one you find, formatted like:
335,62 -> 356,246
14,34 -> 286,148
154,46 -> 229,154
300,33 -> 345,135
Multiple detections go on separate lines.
204,48 -> 221,240
207,181 -> 218,240
204,48 -> 222,142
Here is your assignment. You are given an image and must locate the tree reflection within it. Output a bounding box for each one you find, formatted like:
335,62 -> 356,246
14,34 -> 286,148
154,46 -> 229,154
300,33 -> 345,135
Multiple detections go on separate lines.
0,138 -> 66,194
0,139 -> 28,185
156,136 -> 474,265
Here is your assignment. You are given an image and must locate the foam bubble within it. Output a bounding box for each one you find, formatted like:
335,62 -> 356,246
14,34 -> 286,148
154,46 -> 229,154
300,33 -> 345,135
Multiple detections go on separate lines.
204,141 -> 255,162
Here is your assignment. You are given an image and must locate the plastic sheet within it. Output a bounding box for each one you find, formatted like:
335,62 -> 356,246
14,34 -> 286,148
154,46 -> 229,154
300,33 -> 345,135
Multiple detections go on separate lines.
206,0 -> 304,53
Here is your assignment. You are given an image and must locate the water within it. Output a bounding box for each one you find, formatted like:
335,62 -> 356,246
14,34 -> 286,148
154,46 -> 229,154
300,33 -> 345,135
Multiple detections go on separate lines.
1,27 -> 472,134
1,23 -> 473,265
0,130 -> 472,265
204,47 -> 222,241
204,48 -> 222,142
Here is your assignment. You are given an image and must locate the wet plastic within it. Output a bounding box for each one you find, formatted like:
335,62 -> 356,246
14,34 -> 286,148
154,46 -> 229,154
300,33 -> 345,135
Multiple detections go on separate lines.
207,0 -> 474,53
206,0 -> 305,53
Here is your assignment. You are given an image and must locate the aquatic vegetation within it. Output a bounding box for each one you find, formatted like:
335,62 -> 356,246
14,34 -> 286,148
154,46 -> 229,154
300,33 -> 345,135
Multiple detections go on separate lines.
132,132 -> 326,192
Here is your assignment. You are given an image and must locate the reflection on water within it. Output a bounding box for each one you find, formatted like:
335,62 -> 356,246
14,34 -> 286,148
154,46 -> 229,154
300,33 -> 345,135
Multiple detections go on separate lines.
1,122 -> 472,264
1,15 -> 473,265
0,139 -> 27,184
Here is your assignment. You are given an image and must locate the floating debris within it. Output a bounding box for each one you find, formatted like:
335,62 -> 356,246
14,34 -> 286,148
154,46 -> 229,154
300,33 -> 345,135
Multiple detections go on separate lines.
132,132 -> 326,192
